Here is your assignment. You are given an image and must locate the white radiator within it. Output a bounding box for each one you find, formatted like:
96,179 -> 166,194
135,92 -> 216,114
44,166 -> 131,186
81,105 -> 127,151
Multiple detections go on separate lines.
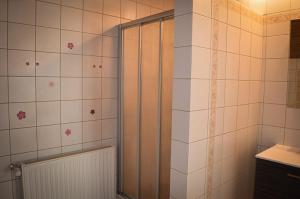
21,146 -> 116,199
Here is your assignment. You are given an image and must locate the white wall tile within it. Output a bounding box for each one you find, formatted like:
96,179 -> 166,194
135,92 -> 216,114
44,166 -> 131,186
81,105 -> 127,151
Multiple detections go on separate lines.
137,4 -> 151,18
0,104 -> 9,130
193,0 -> 211,17
83,120 -> 101,142
171,110 -> 190,142
10,127 -> 37,154
171,140 -> 188,173
266,0 -> 290,13
83,11 -> 102,34
0,49 -> 8,76
61,78 -> 82,100
9,103 -> 36,129
61,30 -> 82,54
170,169 -> 187,199
38,147 -> 61,159
83,140 -> 101,150
222,131 -> 237,158
83,99 -> 101,121
83,33 -> 102,56
225,80 -> 238,106
240,30 -> 251,56
36,52 -> 60,77
103,0 -> 120,17
174,13 -> 192,47
62,0 -> 83,9
0,181 -> 13,199
172,79 -> 190,110
83,78 -> 101,99
284,129 -> 300,148
61,100 -> 82,123
121,0 -> 136,20
8,0 -> 35,25
0,77 -> 8,103
36,77 -> 60,101
102,118 -> 117,139
8,23 -> 35,50
61,54 -> 82,77
190,79 -> 209,110
8,50 -> 35,76
61,122 -> 83,146
188,140 -> 207,172
187,168 -> 206,198
62,144 -> 82,154
0,156 -> 11,182
173,46 -> 192,78
224,106 -> 237,133
37,101 -> 60,126
9,77 -> 35,102
102,36 -> 118,57
265,59 -> 288,81
36,1 -> 60,28
264,82 -> 287,104
266,35 -> 289,58
226,53 -> 239,80
61,6 -> 83,31
83,56 -> 102,77
0,0 -> 8,21
189,110 -> 208,141
261,125 -> 284,147
0,130 -> 10,156
286,108 -> 300,130
36,27 -> 60,53
102,78 -> 118,98
227,26 -> 240,54
102,99 -> 117,118
266,21 -> 290,36
0,22 -> 7,49
238,81 -> 249,105
84,0 -> 103,13
191,46 -> 210,79
193,14 -> 211,48
103,15 -> 120,36
37,125 -> 61,150
263,104 -> 286,127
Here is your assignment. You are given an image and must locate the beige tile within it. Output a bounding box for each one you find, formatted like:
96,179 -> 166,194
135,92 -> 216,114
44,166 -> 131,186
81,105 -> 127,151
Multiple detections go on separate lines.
186,168 -> 206,198
237,105 -> 249,129
0,181 -> 13,199
36,101 -> 60,126
102,78 -> 118,98
240,30 -> 251,56
101,99 -> 117,118
267,21 -> 290,36
286,108 -> 300,130
0,130 -> 10,156
0,0 -> 7,21
103,36 -> 118,57
261,125 -> 284,147
174,13 -> 192,47
83,99 -> 101,121
61,30 -> 82,54
103,15 -> 120,36
61,6 -> 83,31
0,22 -> 7,49
238,81 -> 250,105
0,104 -> 9,130
37,125 -> 61,150
83,11 -> 102,34
83,33 -> 102,56
36,1 -> 60,28
61,122 -> 83,146
291,0 -> 300,9
83,56 -> 102,77
265,59 -> 288,81
193,0 -> 211,17
284,128 -> 300,148
0,156 -> 11,182
224,106 -> 237,133
36,52 -> 60,77
61,100 -> 82,123
171,140 -> 188,173
121,0 -> 136,20
227,26 -> 240,54
103,0 -> 120,17
36,77 -> 60,101
8,0 -> 35,25
0,50 -> 7,76
225,80 -> 238,106
170,169 -> 187,199
8,50 -> 35,76
263,104 -> 286,127
11,127 -> 37,154
193,14 -> 211,48
212,0 -> 228,23
264,82 -> 287,104
9,77 -> 35,102
83,120 -> 101,142
228,0 -> 241,27
84,0 -> 103,12
61,0 -> 83,9
83,78 -> 101,99
61,78 -> 82,100
226,53 -> 239,80
9,103 -> 36,129
239,55 -> 251,80
102,118 -> 117,139
36,27 -> 60,53
266,35 -> 289,58
61,54 -> 82,77
8,23 -> 35,51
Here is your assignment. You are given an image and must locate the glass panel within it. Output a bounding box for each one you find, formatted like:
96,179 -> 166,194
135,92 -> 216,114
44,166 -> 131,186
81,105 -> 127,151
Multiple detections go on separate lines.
159,18 -> 174,199
123,26 -> 139,198
139,21 -> 161,199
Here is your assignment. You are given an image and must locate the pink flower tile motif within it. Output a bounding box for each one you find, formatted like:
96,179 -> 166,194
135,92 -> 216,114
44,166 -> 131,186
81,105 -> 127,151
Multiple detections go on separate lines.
65,129 -> 72,136
17,111 -> 26,120
67,42 -> 74,50
49,81 -> 55,87
90,109 -> 95,115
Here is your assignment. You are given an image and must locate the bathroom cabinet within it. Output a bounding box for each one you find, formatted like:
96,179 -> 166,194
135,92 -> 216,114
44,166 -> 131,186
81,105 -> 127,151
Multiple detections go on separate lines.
254,145 -> 300,199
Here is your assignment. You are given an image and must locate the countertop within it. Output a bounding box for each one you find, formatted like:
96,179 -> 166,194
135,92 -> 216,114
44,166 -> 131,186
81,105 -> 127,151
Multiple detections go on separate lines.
255,144 -> 300,168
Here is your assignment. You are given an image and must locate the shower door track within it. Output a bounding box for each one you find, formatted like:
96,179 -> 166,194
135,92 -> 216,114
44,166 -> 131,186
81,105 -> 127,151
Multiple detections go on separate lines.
118,9 -> 174,199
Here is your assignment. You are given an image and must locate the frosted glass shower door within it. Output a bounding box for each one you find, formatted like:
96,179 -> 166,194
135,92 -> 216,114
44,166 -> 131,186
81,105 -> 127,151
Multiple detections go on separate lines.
121,15 -> 174,199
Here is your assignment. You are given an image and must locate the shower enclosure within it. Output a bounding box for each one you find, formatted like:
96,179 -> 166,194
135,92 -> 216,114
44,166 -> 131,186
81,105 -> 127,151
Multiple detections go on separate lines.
118,10 -> 174,199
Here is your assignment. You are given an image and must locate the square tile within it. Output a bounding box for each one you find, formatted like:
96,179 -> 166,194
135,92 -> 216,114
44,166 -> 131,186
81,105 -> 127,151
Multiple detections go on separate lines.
83,141 -> 101,150
240,30 -> 251,56
61,0 -> 83,9
83,56 -> 102,77
227,26 -> 240,54
83,11 -> 102,34
0,22 -> 7,48
103,15 -> 120,36
37,101 -> 60,126
237,105 -> 249,129
83,33 -> 102,56
9,102 -> 36,129
0,0 -> 7,21
38,147 -> 61,159
251,34 -> 263,58
225,80 -> 238,106
189,110 -> 208,141
121,0 -> 136,20
190,79 -> 209,110
250,58 -> 263,80
265,59 -> 288,81
36,1 -> 60,28
36,52 -> 60,77
267,21 -> 290,36
286,108 -> 300,130
102,99 -> 117,118
36,77 -> 60,101
61,30 -> 82,54
102,118 -> 117,139
227,0 -> 240,27
191,46 -> 210,79
215,80 -> 225,108
263,104 -> 286,127
102,36 -> 118,57
61,78 -> 82,100
170,169 -> 187,199
193,0 -> 211,17
61,6 -> 83,31
8,23 -> 35,50
171,140 -> 189,173
10,127 -> 37,154
261,125 -> 284,147
0,130 -> 10,156
102,78 -> 118,98
266,35 -> 289,58
102,57 -> 117,78
264,82 -> 287,104
0,182 -> 13,199
226,53 -> 239,80
174,13 -> 192,47
284,129 -> 300,148
224,106 -> 237,133
0,77 -> 8,103
84,0 -> 103,13
36,27 -> 60,53
8,50 -> 35,76
0,104 -> 9,130
61,122 -> 83,146
62,144 -> 82,154
0,49 -> 7,76
103,0 -> 120,17
8,0 -> 35,25
37,125 -> 61,150
83,120 -> 101,142
61,54 -> 82,77
188,140 -> 207,172
9,77 -> 35,102
83,78 -> 101,99
61,100 -> 82,123
193,14 -> 211,48
171,110 -> 190,142
83,99 -> 101,121
0,156 -> 11,182
238,81 -> 249,105
222,131 -> 237,158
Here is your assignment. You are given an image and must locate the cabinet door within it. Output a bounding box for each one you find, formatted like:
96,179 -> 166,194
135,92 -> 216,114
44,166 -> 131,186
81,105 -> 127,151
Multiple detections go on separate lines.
286,167 -> 300,198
